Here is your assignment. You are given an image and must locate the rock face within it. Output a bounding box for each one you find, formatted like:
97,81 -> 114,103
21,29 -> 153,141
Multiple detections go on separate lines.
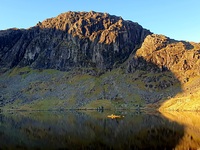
0,11 -> 151,74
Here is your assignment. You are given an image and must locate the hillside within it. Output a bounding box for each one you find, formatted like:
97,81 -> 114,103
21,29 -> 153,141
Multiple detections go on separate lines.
0,11 -> 199,111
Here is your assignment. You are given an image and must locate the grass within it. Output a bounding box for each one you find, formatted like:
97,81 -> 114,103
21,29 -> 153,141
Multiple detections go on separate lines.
66,95 -> 77,108
3,99 -> 23,110
159,93 -> 200,111
18,98 -> 65,110
159,76 -> 200,111
8,66 -> 32,77
8,67 -> 62,79
1,63 -> 199,112
69,74 -> 94,85
39,69 -> 60,74
80,99 -> 114,110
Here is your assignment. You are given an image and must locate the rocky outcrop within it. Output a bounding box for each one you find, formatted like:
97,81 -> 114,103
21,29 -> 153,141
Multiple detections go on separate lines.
134,34 -> 200,82
126,34 -> 200,71
0,11 -> 151,74
0,28 -> 24,73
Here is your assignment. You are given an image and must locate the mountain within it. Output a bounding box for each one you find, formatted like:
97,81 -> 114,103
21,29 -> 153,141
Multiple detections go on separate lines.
0,11 -> 199,111
0,11 -> 150,74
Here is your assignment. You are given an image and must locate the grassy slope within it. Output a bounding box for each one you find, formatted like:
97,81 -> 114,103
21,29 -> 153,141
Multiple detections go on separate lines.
159,76 -> 200,111
0,66 -> 199,111
0,67 -> 148,110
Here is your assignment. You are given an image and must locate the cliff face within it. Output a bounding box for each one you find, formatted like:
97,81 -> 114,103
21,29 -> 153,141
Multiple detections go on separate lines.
0,11 -> 150,74
2,11 -> 198,77
0,11 -> 200,110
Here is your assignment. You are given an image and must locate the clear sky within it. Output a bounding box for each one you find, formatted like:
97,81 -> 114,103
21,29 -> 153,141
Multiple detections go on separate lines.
1,0 -> 200,42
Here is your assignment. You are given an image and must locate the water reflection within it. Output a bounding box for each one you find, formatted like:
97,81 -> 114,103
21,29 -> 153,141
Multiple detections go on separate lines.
0,110 -> 197,149
161,111 -> 200,150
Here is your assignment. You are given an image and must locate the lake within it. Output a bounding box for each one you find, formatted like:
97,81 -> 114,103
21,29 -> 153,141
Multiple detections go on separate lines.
0,110 -> 200,149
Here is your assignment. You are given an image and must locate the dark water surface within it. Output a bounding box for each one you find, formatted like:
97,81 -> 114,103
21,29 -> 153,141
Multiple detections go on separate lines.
0,110 -> 199,149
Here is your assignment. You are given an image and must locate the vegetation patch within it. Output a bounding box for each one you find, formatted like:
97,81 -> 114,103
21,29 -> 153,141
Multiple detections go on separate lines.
8,67 -> 33,77
80,99 -> 114,110
19,98 -> 65,110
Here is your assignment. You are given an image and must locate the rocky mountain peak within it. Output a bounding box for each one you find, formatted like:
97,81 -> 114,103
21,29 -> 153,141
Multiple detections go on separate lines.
0,11 -> 151,73
37,11 -> 145,44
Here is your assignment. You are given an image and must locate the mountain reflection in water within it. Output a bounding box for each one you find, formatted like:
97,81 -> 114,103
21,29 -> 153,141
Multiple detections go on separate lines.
0,111 -> 199,149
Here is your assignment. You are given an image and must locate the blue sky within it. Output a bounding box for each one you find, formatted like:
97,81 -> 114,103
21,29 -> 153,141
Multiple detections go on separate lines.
1,0 -> 200,42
